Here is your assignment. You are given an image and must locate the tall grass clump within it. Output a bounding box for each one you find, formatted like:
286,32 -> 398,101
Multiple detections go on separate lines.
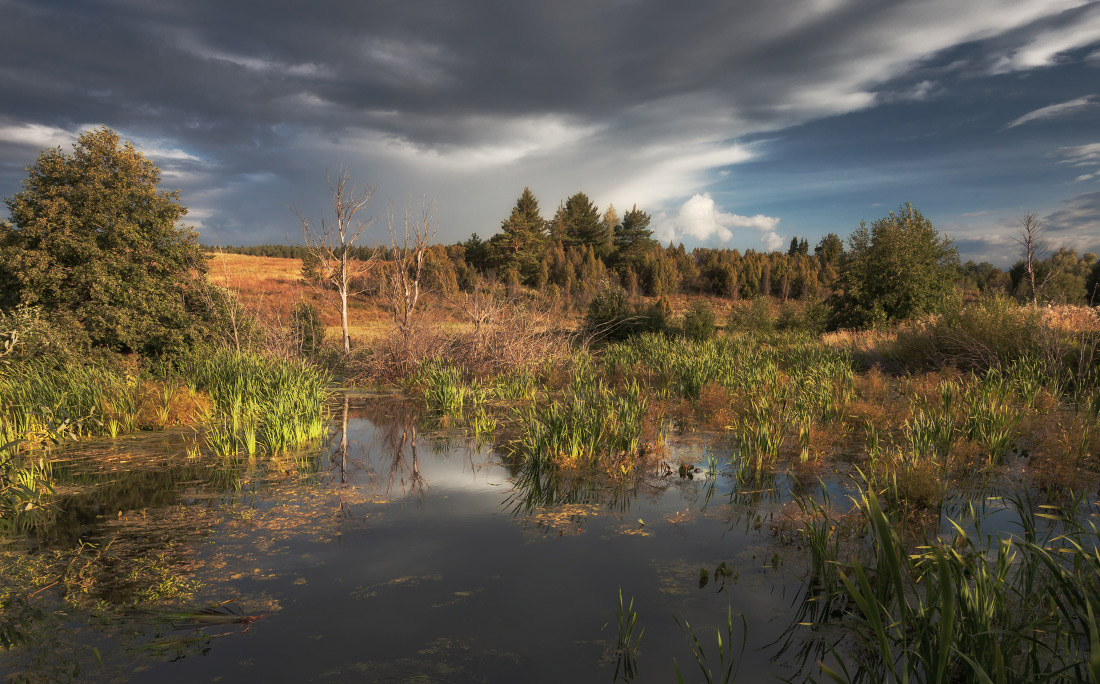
674,606 -> 747,684
822,491 -> 1100,683
607,588 -> 644,681
509,364 -> 650,470
177,349 -> 331,457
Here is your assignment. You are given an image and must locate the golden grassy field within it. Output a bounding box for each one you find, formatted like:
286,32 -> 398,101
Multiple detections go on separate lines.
207,252 -> 479,343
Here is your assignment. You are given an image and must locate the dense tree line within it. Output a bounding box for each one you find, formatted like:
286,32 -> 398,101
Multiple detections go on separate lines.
208,188 -> 1100,320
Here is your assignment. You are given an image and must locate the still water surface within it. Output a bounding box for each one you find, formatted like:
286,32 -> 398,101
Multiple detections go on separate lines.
4,396 -> 1018,683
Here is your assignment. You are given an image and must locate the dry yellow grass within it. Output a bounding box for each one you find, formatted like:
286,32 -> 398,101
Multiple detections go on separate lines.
206,252 -> 390,330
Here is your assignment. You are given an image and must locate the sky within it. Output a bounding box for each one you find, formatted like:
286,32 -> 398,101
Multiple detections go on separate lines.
1,0 -> 1099,265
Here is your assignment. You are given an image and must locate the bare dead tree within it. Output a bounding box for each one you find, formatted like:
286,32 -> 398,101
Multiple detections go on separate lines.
1013,212 -> 1052,306
451,274 -> 504,356
291,169 -> 378,354
386,197 -> 439,339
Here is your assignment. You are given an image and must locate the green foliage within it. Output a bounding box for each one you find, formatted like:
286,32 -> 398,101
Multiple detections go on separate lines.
0,128 -> 214,356
829,203 -> 959,329
823,491 -> 1100,683
487,187 -> 547,284
583,285 -> 636,342
727,296 -> 774,333
613,204 -> 658,273
553,192 -> 606,252
682,300 -> 716,341
814,233 -> 843,264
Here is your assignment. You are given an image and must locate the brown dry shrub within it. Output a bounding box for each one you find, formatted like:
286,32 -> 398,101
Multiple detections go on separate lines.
135,381 -> 214,429
694,382 -> 735,428
881,456 -> 944,514
349,305 -> 574,384
844,367 -> 907,436
442,308 -> 572,378
899,369 -> 963,409
1028,413 -> 1100,491
350,324 -> 448,384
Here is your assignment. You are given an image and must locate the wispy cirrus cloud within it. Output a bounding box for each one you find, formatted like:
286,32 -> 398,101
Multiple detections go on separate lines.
1005,95 -> 1098,129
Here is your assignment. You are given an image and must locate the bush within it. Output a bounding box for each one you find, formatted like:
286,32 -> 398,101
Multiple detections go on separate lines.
829,203 -> 958,330
892,293 -> 1040,372
583,285 -> 635,342
682,300 -> 716,341
639,297 -> 671,336
727,296 -> 774,333
775,296 -> 829,335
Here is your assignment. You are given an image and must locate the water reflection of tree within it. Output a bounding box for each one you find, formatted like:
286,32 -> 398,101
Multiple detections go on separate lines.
347,397 -> 430,502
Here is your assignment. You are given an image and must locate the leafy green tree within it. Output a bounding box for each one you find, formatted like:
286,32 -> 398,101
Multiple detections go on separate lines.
0,127 -> 213,355
814,233 -> 844,265
1089,260 -> 1100,305
829,203 -> 959,329
462,233 -> 490,272
487,187 -> 547,284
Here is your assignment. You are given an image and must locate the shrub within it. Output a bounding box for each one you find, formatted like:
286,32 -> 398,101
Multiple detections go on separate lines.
682,300 -> 716,341
583,285 -> 636,342
291,301 -> 325,355
727,296 -> 774,333
829,203 -> 959,330
775,297 -> 830,335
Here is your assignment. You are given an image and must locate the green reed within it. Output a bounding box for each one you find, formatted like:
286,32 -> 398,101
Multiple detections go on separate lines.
674,605 -> 747,684
510,372 -> 648,468
820,490 -> 1100,683
607,588 -> 644,681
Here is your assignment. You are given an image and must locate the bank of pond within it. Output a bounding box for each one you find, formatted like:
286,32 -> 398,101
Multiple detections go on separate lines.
2,333 -> 1100,683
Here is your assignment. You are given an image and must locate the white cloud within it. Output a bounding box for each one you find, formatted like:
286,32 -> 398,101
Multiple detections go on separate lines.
1055,142 -> 1100,184
1005,95 -> 1098,128
654,193 -> 782,249
1057,142 -> 1100,166
337,113 -> 601,172
990,3 -> 1100,73
0,122 -> 79,149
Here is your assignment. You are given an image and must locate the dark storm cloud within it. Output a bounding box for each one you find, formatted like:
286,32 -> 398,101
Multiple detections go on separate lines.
2,0 -> 1099,250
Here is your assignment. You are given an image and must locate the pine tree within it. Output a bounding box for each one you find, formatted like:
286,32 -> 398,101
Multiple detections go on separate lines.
613,204 -> 658,274
487,187 -> 547,284
554,192 -> 605,251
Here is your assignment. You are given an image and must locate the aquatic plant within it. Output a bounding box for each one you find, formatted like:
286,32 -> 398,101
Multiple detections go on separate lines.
674,606 -> 747,684
607,588 -> 644,681
822,490 -> 1100,683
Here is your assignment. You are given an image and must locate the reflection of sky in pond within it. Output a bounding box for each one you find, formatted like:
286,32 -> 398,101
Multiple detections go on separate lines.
10,397 -> 1084,683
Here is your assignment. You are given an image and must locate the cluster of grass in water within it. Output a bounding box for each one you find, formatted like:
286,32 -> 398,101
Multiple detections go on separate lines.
778,484 -> 1100,683
0,349 -> 331,532
178,350 -> 330,458
403,323 -> 1100,680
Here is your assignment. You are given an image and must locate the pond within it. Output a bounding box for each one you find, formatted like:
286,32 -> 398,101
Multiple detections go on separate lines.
0,393 -> 1048,683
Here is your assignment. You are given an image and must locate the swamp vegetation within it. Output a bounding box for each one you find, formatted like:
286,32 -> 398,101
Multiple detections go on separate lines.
3,296 -> 1100,682
3,128 -> 1100,682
